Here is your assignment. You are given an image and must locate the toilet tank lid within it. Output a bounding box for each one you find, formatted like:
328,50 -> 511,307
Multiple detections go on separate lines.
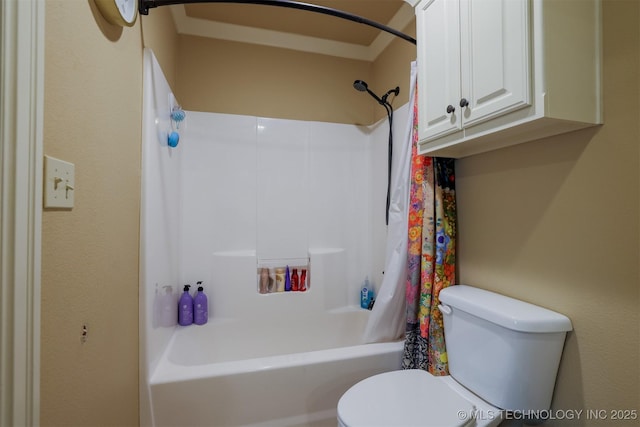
439,285 -> 573,333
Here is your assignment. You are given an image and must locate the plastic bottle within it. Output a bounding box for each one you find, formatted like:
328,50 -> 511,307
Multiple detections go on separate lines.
160,285 -> 177,327
291,268 -> 299,292
300,269 -> 307,292
284,266 -> 291,292
360,277 -> 371,309
259,268 -> 270,294
275,268 -> 285,292
178,284 -> 194,326
152,283 -> 160,328
193,282 -> 208,325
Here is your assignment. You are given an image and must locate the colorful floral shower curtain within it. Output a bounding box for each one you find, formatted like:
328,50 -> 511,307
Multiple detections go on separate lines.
401,91 -> 457,374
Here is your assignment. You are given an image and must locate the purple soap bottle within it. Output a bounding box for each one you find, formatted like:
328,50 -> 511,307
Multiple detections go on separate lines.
193,281 -> 208,325
178,284 -> 193,326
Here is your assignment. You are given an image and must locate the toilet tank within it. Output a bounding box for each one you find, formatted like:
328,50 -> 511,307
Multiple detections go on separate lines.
439,285 -> 572,412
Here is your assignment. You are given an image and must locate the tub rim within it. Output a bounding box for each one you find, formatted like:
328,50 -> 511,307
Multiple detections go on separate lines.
150,338 -> 405,385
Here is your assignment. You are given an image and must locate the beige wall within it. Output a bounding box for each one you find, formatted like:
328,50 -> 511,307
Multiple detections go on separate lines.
41,1 -> 177,425
175,20 -> 415,125
371,19 -> 417,123
456,0 -> 639,423
140,6 -> 179,90
176,35 -> 374,124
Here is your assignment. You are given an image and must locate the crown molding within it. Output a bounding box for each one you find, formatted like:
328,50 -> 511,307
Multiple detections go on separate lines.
170,4 -> 414,61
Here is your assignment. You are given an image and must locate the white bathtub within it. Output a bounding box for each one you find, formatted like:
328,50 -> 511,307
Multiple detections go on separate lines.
149,309 -> 403,426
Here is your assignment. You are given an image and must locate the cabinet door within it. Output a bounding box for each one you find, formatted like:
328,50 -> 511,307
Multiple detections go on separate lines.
459,0 -> 531,128
417,0 -> 462,142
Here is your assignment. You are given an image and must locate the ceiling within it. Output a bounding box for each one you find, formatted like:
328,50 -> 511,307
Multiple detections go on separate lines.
168,0 -> 416,61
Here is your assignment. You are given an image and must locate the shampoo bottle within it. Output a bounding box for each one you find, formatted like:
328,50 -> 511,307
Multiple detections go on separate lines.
360,277 -> 371,309
300,269 -> 307,292
275,268 -> 285,292
193,281 -> 208,325
284,266 -> 291,292
160,285 -> 177,327
178,284 -> 194,326
259,268 -> 270,294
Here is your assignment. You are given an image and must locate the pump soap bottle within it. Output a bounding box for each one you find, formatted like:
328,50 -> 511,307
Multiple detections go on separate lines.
178,284 -> 194,326
194,282 -> 208,325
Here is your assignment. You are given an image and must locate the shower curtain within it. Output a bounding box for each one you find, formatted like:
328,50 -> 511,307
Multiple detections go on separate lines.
362,62 -> 457,369
362,62 -> 417,344
401,91 -> 457,374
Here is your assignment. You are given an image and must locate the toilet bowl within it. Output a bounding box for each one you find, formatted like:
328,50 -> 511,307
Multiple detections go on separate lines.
337,285 -> 573,427
337,369 -> 503,427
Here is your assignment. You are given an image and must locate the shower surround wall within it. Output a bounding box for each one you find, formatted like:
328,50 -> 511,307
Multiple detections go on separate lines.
141,49 -> 408,425
180,111 -> 383,314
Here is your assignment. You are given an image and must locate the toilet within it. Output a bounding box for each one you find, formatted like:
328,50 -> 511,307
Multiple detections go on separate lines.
338,285 -> 573,427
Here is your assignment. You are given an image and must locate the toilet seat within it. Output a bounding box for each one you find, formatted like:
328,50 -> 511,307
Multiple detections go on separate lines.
337,369 -> 477,427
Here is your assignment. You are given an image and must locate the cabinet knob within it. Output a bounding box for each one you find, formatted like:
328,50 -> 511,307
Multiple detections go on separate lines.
446,105 -> 455,114
459,98 -> 469,108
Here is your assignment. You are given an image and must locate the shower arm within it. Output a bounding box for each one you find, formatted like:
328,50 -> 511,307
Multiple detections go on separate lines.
139,0 -> 417,45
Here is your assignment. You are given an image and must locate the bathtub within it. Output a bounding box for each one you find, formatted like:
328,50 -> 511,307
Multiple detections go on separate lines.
149,309 -> 403,426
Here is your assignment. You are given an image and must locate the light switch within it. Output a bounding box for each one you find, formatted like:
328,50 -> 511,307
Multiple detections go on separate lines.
44,155 -> 75,208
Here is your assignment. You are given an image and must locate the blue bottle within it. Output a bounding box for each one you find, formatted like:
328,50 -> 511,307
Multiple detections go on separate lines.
193,282 -> 208,325
360,276 -> 372,309
178,284 -> 194,326
367,280 -> 375,309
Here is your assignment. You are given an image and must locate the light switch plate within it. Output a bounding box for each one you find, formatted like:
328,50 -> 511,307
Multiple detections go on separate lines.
44,155 -> 75,208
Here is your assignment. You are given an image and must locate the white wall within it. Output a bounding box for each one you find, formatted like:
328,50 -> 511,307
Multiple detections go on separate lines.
177,110 -> 402,312
140,49 -> 183,426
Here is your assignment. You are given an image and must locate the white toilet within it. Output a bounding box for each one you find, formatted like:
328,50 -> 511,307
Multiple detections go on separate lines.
338,285 -> 573,427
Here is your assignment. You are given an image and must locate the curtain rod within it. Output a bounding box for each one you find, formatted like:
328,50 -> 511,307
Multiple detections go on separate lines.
139,0 -> 417,45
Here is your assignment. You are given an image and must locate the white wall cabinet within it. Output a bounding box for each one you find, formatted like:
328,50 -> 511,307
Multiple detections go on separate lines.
415,0 -> 602,158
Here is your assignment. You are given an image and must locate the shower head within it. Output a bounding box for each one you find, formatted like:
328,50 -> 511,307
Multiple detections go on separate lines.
353,80 -> 368,92
353,80 -> 399,107
353,79 -> 384,105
